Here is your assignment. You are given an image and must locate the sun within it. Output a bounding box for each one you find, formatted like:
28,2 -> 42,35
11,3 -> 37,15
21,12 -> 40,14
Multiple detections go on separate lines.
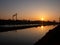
41,17 -> 44,21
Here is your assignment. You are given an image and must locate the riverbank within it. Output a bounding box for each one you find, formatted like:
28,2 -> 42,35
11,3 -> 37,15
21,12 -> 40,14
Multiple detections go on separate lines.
0,20 -> 58,25
0,24 -> 41,32
34,24 -> 60,45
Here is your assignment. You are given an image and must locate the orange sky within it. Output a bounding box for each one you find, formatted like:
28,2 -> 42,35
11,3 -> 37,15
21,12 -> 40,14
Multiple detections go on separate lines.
0,0 -> 60,22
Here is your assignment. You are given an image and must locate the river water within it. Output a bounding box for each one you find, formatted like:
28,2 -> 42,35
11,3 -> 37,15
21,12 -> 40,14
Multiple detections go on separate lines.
0,25 -> 56,45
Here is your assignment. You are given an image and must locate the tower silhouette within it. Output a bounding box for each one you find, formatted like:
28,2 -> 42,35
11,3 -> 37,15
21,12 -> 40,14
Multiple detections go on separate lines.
12,13 -> 17,21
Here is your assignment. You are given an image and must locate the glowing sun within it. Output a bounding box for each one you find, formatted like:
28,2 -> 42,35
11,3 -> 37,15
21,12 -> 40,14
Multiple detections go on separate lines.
41,17 -> 44,21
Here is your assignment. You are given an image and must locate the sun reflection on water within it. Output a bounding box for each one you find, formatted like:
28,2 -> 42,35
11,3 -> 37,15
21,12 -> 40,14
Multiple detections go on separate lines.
41,26 -> 44,29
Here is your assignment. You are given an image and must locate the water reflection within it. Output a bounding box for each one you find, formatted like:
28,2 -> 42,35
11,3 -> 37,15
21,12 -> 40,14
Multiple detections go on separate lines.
0,25 -> 56,45
41,25 -> 44,29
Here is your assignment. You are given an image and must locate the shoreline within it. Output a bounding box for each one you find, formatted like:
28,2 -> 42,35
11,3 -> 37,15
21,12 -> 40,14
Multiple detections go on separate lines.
34,25 -> 60,45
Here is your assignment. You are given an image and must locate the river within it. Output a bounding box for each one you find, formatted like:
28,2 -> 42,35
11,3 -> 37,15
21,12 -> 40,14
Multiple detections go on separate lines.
0,25 -> 57,45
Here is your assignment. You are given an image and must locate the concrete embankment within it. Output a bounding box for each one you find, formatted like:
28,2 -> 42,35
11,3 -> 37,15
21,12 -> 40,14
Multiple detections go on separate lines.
34,25 -> 60,45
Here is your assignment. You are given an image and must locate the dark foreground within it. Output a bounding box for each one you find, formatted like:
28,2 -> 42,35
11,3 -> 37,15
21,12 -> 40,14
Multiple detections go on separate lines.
34,24 -> 60,45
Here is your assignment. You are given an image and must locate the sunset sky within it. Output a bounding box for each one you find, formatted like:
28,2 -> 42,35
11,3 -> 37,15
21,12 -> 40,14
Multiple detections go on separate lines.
0,0 -> 60,22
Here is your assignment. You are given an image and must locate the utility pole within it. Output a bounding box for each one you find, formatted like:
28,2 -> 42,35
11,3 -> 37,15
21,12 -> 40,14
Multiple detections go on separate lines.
16,13 -> 17,21
59,17 -> 60,23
